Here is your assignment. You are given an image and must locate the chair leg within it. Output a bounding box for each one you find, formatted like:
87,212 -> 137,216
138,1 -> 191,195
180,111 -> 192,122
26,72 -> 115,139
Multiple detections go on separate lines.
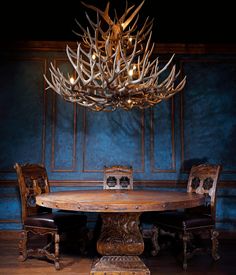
211,229 -> 220,261
182,232 -> 189,270
54,233 -> 60,270
18,230 -> 27,261
151,226 -> 160,256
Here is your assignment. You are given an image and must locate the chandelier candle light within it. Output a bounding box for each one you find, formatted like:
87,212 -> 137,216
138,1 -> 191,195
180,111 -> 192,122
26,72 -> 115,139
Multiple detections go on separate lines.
45,1 -> 186,111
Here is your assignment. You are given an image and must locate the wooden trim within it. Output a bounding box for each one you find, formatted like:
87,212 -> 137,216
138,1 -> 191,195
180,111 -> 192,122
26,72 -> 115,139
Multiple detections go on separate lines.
1,179 -> 236,188
0,219 -> 21,223
1,41 -> 236,54
0,180 -> 17,187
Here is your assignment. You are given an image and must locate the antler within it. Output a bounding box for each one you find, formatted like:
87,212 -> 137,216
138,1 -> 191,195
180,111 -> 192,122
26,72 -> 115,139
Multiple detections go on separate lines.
44,1 -> 186,111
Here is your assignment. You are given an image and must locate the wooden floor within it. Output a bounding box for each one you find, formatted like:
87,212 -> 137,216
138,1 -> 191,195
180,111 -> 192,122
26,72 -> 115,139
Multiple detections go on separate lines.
0,238 -> 236,275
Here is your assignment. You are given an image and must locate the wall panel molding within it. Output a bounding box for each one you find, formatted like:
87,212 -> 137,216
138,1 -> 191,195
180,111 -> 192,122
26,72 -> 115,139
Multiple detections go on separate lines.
50,58 -> 77,172
0,220 -> 21,223
0,57 -> 46,173
150,98 -> 176,173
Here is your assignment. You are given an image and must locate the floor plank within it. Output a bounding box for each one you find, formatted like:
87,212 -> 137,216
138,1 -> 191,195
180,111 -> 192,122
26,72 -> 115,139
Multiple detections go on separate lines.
0,239 -> 236,274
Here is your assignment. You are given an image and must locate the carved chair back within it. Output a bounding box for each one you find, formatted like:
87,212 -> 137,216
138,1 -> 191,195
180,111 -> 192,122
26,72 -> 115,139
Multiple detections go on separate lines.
187,164 -> 221,220
15,163 -> 51,223
103,165 -> 133,189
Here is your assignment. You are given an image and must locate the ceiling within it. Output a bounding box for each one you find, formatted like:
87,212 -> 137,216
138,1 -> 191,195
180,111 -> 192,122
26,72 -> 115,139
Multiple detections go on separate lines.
2,0 -> 235,43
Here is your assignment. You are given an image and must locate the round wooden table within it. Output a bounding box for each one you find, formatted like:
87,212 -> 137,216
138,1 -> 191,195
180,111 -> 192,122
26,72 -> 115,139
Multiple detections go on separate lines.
36,189 -> 204,256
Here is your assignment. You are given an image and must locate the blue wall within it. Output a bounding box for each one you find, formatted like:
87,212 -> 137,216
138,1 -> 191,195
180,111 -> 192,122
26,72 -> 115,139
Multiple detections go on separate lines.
0,43 -> 236,233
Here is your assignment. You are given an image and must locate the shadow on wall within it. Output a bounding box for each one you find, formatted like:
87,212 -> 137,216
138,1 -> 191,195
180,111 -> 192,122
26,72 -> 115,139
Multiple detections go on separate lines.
220,125 -> 236,170
103,109 -> 143,137
181,158 -> 209,172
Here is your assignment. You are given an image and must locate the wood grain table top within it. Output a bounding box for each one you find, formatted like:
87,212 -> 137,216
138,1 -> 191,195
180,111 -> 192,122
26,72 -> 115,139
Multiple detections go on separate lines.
36,190 -> 205,213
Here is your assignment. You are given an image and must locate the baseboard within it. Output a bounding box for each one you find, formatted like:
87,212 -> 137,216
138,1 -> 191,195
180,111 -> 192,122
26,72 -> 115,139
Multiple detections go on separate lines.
1,229 -> 236,241
0,230 -> 21,240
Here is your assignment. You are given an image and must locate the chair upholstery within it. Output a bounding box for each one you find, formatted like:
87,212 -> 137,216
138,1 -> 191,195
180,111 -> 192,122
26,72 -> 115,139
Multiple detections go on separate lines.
15,163 -> 87,270
103,165 -> 133,189
154,164 -> 221,270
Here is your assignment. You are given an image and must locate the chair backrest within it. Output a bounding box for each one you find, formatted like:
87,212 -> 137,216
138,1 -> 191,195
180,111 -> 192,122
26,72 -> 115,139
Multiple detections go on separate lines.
187,164 -> 221,219
103,165 -> 133,189
14,163 -> 51,223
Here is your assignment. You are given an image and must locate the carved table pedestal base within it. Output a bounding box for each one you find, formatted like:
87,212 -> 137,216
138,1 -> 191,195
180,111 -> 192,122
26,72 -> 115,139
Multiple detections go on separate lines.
90,256 -> 150,275
97,213 -> 144,255
94,213 -> 149,274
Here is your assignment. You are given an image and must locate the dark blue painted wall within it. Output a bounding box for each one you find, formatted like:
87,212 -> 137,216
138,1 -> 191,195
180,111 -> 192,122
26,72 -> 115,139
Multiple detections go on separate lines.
0,45 -> 236,232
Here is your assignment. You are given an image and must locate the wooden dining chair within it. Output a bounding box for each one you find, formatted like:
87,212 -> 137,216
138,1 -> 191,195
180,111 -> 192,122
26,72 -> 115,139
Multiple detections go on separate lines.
103,165 -> 133,190
153,163 -> 221,270
15,162 -> 88,270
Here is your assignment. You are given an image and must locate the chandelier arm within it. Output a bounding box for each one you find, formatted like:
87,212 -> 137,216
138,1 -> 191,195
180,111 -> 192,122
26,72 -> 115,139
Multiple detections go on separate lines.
156,71 -> 174,89
94,25 -> 99,50
174,76 -> 187,91
48,66 -> 70,92
81,1 -> 113,26
137,17 -> 153,38
143,19 -> 154,39
126,33 -> 139,69
76,48 -> 99,84
146,65 -> 156,82
97,50 -> 114,85
146,57 -> 159,80
86,26 -> 95,47
96,54 -> 109,89
118,1 -> 134,24
138,31 -> 153,66
122,15 -> 139,35
74,18 -> 88,38
136,48 -> 151,81
67,45 -> 87,85
85,12 -> 98,31
72,30 -> 85,40
44,73 -> 58,93
136,56 -> 141,77
118,38 -> 138,83
102,56 -> 113,81
163,65 -> 177,89
104,33 -> 112,58
122,0 -> 145,31
156,54 -> 175,78
70,44 -> 97,86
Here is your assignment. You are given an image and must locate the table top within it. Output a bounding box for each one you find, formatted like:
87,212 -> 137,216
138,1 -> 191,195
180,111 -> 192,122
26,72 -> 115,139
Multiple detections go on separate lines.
36,189 -> 205,213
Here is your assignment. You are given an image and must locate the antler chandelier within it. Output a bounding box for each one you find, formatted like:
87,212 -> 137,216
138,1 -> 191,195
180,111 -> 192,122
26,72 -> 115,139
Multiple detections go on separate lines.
45,1 -> 186,112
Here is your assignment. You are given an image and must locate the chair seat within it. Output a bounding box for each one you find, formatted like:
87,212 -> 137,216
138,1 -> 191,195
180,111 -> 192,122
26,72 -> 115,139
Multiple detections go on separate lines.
155,211 -> 214,230
25,211 -> 87,229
